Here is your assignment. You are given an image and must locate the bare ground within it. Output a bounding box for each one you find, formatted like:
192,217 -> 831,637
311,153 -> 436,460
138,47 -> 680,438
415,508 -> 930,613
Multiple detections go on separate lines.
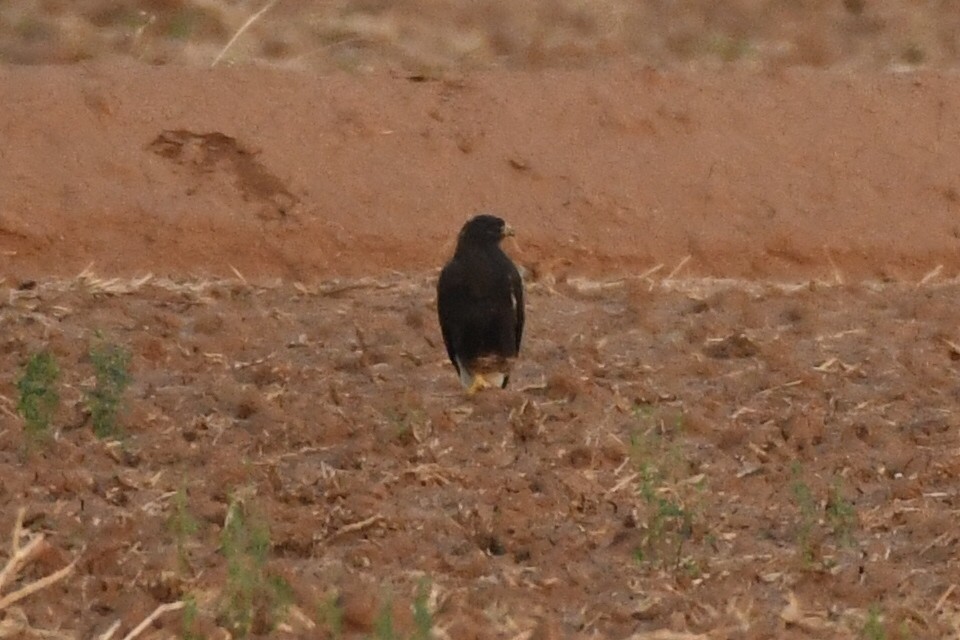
2,270 -> 960,638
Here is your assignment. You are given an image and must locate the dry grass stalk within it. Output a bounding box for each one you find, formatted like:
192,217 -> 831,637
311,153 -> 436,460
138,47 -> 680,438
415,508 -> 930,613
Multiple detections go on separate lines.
0,398 -> 16,421
229,264 -> 248,284
934,583 -> 957,614
120,601 -> 185,640
823,247 -> 843,285
756,379 -> 804,397
0,509 -> 28,589
96,620 -> 122,640
624,630 -> 710,639
326,514 -> 384,541
74,264 -> 154,295
565,277 -> 626,295
212,0 -> 280,67
0,508 -> 80,621
664,255 -> 692,281
0,606 -> 74,639
636,263 -> 665,281
403,463 -> 458,486
920,264 -> 943,285
604,472 -> 639,496
0,559 -> 77,611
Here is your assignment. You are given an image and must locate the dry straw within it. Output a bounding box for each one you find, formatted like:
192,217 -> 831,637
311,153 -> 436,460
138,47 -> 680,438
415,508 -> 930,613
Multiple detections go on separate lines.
212,0 -> 280,67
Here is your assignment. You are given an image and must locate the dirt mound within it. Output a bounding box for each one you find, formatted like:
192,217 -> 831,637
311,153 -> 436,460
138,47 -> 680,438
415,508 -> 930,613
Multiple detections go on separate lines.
2,64 -> 960,283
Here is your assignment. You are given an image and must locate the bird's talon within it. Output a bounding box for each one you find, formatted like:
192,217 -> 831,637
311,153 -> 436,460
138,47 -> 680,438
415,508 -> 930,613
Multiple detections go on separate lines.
466,375 -> 491,396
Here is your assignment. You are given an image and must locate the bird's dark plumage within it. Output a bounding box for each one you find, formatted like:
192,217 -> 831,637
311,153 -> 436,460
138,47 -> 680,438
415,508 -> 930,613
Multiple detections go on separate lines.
437,214 -> 524,393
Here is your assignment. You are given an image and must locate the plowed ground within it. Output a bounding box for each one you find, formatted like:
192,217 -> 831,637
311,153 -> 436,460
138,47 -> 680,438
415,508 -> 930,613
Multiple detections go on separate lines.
2,272 -> 959,638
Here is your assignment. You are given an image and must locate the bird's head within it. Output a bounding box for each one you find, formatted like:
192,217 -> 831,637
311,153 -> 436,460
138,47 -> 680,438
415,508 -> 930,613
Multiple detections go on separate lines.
457,214 -> 514,248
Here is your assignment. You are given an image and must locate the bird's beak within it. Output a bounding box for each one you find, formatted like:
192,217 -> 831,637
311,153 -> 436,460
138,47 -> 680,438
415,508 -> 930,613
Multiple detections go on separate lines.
502,224 -> 516,238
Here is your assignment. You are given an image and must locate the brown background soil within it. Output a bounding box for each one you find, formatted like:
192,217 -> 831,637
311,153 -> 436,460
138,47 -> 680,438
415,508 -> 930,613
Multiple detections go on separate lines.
3,2 -> 960,640
3,65 -> 960,283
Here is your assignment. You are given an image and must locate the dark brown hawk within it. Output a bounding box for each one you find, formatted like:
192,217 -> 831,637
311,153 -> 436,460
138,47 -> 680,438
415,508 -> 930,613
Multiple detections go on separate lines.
437,214 -> 525,395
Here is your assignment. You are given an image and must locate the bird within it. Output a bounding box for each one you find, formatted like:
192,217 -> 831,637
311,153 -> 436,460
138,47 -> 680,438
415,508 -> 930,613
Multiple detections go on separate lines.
437,214 -> 525,395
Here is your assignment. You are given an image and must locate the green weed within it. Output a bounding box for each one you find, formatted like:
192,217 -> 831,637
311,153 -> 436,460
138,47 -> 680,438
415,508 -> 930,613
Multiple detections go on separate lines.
412,579 -> 433,640
219,495 -> 291,637
790,463 -> 818,564
181,593 -> 202,640
318,593 -> 343,639
372,582 -> 434,640
862,603 -> 886,640
315,582 -> 433,640
629,406 -> 700,571
826,479 -> 857,546
168,487 -> 200,574
382,395 -> 427,444
791,465 -> 859,564
168,9 -> 200,39
16,350 -> 60,445
86,338 -> 131,438
374,596 -> 397,640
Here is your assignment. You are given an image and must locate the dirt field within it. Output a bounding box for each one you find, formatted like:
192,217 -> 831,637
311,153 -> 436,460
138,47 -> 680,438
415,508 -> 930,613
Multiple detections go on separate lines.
3,2 -> 960,640
4,272 -> 960,639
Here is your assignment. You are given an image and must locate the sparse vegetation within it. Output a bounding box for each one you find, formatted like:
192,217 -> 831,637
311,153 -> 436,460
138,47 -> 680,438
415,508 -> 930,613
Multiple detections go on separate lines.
629,406 -> 702,571
218,494 -> 292,637
181,594 -> 202,640
374,597 -> 397,640
826,478 -> 857,547
319,593 -> 344,639
412,579 -> 433,640
167,8 -> 200,40
790,464 -> 819,564
86,337 -> 132,438
15,350 -> 60,445
367,581 -> 434,640
3,270 -> 960,637
2,1 -> 960,70
168,487 -> 200,574
862,603 -> 886,640
791,465 -> 859,564
383,405 -> 427,444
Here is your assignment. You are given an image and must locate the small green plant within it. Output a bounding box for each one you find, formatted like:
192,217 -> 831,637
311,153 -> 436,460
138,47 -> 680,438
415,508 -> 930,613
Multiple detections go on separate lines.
181,593 -> 202,640
412,579 -> 433,640
374,596 -> 397,640
629,407 -> 700,570
168,487 -> 200,573
826,479 -> 857,547
862,603 -> 886,640
318,593 -> 343,639
320,581 -> 432,640
790,463 -> 819,564
86,338 -> 131,438
168,8 -> 200,39
791,466 -> 859,565
16,350 -> 60,444
219,495 -> 291,637
381,394 -> 427,445
634,468 -> 694,568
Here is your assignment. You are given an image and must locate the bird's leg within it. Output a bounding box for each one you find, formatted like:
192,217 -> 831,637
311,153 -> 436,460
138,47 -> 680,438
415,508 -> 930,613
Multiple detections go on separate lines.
466,374 -> 491,396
